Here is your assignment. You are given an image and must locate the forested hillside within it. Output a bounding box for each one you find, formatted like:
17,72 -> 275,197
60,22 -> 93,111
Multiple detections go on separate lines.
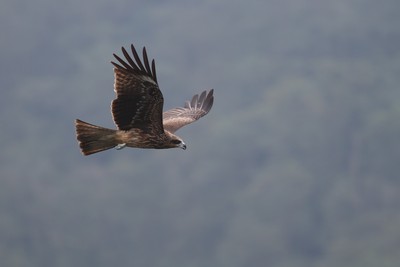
1,0 -> 400,266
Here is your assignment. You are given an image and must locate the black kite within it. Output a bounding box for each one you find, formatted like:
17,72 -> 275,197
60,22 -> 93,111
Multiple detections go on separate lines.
75,44 -> 214,155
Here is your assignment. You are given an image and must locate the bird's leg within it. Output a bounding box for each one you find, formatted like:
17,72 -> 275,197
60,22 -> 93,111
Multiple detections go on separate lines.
115,143 -> 126,150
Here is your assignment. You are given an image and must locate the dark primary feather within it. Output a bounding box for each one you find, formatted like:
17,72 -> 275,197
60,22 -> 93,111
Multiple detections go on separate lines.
111,45 -> 164,133
163,89 -> 214,133
111,45 -> 158,83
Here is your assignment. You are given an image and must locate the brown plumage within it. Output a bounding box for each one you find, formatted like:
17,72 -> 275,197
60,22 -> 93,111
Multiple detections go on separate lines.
75,44 -> 214,156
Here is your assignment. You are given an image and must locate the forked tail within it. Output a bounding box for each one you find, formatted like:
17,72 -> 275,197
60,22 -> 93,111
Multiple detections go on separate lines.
75,119 -> 118,155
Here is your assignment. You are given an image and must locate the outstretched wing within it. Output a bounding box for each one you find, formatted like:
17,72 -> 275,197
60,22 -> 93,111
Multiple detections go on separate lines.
163,89 -> 214,133
111,44 -> 164,134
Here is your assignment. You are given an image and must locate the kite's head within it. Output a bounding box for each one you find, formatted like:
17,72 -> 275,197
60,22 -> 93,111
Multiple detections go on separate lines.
170,138 -> 186,150
165,132 -> 186,150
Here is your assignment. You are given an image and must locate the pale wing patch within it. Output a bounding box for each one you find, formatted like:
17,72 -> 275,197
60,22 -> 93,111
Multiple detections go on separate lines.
163,89 -> 214,133
163,116 -> 197,133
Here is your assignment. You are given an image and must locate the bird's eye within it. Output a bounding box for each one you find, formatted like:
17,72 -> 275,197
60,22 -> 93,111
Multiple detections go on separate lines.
171,140 -> 181,144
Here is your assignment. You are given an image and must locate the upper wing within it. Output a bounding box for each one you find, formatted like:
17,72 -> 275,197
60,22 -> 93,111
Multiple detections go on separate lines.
111,44 -> 164,134
163,89 -> 214,133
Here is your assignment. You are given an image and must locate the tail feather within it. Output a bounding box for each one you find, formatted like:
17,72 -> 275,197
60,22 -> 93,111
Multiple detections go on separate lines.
75,119 -> 118,155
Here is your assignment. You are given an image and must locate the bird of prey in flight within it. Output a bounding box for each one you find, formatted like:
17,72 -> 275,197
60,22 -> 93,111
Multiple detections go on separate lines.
75,44 -> 214,156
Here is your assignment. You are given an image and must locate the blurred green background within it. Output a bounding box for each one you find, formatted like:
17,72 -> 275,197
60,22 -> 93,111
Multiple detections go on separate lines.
1,0 -> 400,266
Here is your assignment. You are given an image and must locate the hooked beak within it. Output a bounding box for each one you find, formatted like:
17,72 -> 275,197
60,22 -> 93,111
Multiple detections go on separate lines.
179,142 -> 187,150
